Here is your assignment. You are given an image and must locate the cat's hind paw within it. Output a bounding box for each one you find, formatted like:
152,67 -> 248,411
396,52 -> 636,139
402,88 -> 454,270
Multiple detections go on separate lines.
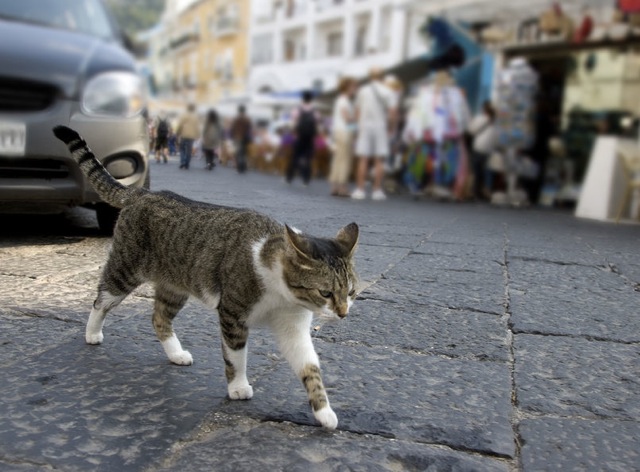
228,383 -> 253,400
86,332 -> 104,345
169,350 -> 193,366
314,406 -> 338,429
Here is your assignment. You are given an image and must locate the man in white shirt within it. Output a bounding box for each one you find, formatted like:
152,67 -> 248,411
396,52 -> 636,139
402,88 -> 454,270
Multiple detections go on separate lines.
352,67 -> 397,200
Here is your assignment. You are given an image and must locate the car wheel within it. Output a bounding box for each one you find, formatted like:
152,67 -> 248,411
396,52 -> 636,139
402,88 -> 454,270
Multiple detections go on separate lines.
96,203 -> 120,235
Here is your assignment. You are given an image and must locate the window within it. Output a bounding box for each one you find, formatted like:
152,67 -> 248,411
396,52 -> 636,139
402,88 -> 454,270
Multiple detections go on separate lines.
354,24 -> 367,56
252,34 -> 273,65
284,38 -> 296,62
326,31 -> 343,57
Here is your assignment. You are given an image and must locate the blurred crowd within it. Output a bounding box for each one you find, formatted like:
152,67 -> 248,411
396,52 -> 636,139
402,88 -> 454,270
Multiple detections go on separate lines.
147,66 -> 511,203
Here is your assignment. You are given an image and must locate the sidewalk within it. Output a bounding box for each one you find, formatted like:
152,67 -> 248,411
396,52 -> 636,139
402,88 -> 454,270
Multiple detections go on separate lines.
0,162 -> 638,471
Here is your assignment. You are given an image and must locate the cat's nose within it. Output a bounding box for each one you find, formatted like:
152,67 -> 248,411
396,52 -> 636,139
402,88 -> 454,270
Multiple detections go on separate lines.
337,306 -> 348,318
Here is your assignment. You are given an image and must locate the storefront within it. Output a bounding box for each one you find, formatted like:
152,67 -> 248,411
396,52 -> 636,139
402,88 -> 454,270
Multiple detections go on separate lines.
442,0 -> 640,207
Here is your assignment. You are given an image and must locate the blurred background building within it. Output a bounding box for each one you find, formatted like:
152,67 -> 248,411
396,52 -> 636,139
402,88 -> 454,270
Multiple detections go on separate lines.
144,0 -> 250,115
132,0 -> 640,214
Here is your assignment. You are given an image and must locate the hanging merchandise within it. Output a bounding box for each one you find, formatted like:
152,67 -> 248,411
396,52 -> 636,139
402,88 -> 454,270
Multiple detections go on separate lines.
495,57 -> 538,152
493,58 -> 539,206
573,12 -> 594,43
539,3 -> 575,40
619,0 -> 640,13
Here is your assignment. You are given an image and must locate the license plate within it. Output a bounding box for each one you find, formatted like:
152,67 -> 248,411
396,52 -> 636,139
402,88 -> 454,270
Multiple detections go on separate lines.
0,121 -> 26,156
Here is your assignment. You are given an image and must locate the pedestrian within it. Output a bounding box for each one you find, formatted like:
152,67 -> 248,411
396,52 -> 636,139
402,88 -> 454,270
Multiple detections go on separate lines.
230,105 -> 252,173
168,128 -> 177,156
352,67 -> 397,200
202,109 -> 223,171
384,74 -> 406,173
155,112 -> 170,163
286,90 -> 320,186
147,117 -> 156,157
329,77 -> 357,197
176,103 -> 200,170
468,100 -> 497,200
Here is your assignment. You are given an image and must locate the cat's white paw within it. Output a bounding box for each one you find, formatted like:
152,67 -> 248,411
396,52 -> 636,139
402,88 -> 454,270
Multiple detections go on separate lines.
228,382 -> 253,400
86,332 -> 104,345
169,350 -> 193,366
314,406 -> 338,429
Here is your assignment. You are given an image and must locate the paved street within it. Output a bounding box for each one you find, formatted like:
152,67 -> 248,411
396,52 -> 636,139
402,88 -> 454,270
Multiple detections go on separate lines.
1,156 -> 639,471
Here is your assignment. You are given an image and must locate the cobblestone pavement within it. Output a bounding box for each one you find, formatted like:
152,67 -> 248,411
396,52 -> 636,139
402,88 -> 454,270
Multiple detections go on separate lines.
1,157 -> 639,471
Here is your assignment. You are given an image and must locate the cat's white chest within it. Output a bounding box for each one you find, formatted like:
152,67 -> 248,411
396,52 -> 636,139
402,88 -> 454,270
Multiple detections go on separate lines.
246,282 -> 307,327
248,238 -> 307,327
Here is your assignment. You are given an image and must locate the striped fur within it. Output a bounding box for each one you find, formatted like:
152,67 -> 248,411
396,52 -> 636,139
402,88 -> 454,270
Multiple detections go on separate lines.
53,126 -> 144,208
53,126 -> 360,429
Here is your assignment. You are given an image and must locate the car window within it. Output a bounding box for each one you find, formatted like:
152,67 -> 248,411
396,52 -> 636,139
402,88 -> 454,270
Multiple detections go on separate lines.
0,0 -> 116,40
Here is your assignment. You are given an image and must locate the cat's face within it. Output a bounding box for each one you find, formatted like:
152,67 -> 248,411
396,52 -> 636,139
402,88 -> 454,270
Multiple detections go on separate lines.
283,223 -> 359,321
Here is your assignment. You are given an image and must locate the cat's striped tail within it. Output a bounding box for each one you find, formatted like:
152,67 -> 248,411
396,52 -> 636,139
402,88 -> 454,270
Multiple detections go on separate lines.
53,126 -> 145,209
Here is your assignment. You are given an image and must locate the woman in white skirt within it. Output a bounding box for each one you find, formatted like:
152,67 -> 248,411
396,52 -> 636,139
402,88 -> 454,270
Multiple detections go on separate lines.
329,77 -> 358,196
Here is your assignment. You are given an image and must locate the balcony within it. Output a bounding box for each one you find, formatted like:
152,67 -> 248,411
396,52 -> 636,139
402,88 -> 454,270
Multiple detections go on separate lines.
169,31 -> 199,50
215,15 -> 239,38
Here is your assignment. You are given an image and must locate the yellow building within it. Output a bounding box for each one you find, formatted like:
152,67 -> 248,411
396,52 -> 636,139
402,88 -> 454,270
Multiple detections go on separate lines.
159,0 -> 249,109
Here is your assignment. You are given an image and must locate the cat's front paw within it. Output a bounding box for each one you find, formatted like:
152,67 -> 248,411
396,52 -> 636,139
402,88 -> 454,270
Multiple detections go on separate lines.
86,332 -> 104,345
169,350 -> 193,366
314,406 -> 338,429
228,382 -> 253,400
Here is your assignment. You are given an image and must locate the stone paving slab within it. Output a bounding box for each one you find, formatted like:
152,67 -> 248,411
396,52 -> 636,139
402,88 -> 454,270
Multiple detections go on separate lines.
514,334 -> 640,419
378,254 -> 506,316
351,244 -> 409,285
1,164 -> 639,470
319,298 -> 509,362
519,418 -> 640,472
221,340 -> 515,458
608,257 -> 640,285
509,260 -> 640,342
413,240 -> 505,270
0,278 -> 149,327
156,413 -> 511,472
0,312 -> 229,471
0,248 -> 101,280
0,308 -> 81,365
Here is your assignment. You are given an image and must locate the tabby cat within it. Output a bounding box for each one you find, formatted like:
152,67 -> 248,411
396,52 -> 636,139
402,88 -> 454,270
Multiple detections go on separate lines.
53,126 -> 359,429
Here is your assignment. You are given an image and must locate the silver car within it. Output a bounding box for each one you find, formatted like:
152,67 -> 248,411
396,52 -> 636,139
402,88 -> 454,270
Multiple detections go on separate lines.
0,0 -> 149,233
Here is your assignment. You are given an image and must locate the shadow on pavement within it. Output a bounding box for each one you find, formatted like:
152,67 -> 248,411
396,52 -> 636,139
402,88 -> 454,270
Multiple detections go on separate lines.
0,208 -> 104,246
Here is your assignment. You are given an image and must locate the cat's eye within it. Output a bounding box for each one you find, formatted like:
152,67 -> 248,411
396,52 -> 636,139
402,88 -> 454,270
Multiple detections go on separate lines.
319,290 -> 333,299
348,289 -> 356,297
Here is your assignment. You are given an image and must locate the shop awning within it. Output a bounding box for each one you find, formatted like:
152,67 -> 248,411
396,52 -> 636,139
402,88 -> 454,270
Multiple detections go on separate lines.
501,35 -> 640,59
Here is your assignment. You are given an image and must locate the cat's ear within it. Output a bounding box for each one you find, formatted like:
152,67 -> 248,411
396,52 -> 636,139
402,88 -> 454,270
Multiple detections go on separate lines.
285,225 -> 313,259
336,222 -> 359,256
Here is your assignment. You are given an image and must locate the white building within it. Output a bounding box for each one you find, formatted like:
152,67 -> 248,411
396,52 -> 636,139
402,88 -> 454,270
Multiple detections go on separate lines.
247,0 -> 443,101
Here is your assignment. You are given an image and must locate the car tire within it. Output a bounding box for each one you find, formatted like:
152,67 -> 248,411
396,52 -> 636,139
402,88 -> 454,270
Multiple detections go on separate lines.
96,203 -> 120,235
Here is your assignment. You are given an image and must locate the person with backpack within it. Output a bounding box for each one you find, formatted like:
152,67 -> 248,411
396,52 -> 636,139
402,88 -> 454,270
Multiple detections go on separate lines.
155,113 -> 170,163
286,90 -> 319,186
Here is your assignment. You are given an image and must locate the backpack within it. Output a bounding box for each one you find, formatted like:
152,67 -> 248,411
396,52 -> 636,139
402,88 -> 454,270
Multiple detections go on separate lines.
296,108 -> 317,140
157,119 -> 169,138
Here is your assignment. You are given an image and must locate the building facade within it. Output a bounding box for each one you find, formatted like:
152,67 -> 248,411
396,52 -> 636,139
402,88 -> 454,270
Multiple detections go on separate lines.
147,0 -> 250,110
247,0 -> 439,99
